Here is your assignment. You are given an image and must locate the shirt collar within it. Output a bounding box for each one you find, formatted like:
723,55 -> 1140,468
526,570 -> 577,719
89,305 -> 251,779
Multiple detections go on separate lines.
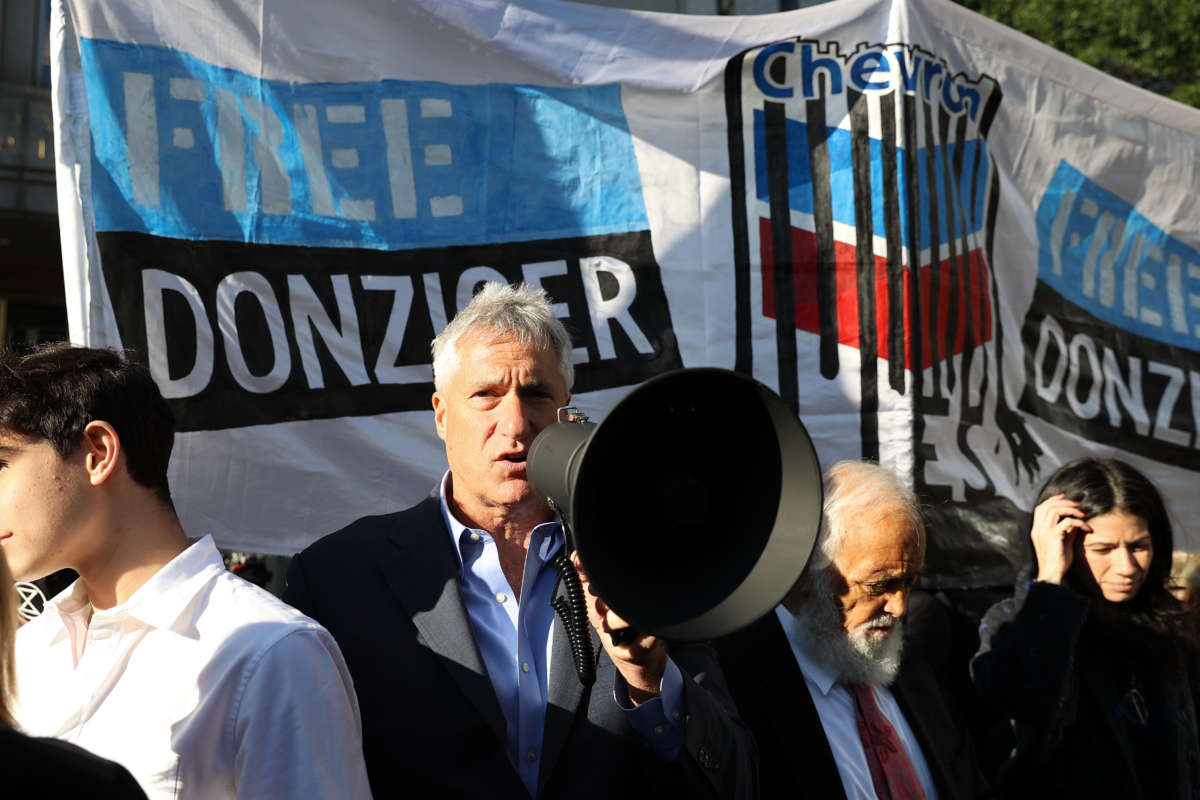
439,471 -> 469,570
44,535 -> 226,634
438,471 -> 564,568
775,604 -> 840,696
45,579 -> 94,642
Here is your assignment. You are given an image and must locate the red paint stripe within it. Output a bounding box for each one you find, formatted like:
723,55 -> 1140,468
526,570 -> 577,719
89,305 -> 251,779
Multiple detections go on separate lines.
759,219 -> 993,369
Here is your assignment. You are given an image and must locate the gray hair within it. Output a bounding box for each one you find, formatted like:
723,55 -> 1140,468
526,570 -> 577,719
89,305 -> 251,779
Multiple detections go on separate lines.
431,281 -> 574,393
805,461 -> 925,572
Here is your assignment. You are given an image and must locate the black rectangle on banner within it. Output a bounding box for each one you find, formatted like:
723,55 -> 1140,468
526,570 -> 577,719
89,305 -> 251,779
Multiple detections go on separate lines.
1020,281 -> 1200,471
100,231 -> 682,432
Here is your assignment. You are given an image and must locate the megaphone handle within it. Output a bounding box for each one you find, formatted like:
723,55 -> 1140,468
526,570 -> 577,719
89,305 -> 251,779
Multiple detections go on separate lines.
550,550 -> 596,687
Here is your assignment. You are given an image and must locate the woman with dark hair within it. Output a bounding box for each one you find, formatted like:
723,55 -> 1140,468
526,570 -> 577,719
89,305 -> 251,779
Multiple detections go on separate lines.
0,554 -> 147,799
972,458 -> 1200,798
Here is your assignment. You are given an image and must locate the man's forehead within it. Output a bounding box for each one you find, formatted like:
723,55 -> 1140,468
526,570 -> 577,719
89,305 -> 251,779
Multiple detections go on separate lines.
838,519 -> 923,572
460,327 -> 549,356
456,332 -> 560,377
855,562 -> 918,583
0,429 -> 37,450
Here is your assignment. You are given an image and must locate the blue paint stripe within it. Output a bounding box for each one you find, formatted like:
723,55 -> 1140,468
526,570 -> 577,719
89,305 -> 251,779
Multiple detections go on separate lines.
81,38 -> 649,249
753,109 -> 988,251
1037,160 -> 1200,350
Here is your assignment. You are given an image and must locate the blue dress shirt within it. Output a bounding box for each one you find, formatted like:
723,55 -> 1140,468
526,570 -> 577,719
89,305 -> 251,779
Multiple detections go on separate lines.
439,474 -> 685,794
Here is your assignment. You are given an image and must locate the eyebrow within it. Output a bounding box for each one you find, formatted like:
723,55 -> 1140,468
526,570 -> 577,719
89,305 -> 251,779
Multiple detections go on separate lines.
1085,536 -> 1152,546
466,375 -> 555,393
863,568 -> 914,582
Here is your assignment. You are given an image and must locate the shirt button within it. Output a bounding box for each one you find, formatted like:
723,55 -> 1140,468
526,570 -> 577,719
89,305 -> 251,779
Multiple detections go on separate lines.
654,724 -> 665,735
521,663 -> 531,673
526,750 -> 537,762
495,593 -> 508,604
469,532 -> 481,542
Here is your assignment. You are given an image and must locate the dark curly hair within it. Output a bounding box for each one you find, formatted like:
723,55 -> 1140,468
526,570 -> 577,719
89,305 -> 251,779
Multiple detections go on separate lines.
0,343 -> 174,505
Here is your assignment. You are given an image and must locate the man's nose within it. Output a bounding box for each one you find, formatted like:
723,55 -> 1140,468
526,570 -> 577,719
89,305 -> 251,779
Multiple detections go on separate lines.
884,590 -> 907,620
498,394 -> 533,438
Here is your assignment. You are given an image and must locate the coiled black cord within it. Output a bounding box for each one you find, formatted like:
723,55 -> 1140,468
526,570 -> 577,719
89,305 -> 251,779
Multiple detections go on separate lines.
550,550 -> 596,687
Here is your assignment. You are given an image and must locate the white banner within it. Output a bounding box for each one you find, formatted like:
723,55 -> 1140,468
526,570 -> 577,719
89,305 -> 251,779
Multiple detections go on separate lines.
51,0 -> 1200,583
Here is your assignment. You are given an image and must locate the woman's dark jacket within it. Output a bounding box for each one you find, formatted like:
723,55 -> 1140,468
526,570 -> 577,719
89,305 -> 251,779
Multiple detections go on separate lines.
972,575 -> 1200,800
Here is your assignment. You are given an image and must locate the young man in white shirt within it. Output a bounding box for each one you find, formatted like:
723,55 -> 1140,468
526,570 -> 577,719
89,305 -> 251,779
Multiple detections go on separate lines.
0,343 -> 372,800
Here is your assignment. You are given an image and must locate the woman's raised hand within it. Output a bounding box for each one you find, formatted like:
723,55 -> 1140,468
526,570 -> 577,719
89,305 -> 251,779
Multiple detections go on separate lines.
1031,493 -> 1091,585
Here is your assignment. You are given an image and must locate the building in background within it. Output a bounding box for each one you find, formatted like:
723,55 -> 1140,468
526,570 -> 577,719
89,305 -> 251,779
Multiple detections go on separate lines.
0,0 -> 63,350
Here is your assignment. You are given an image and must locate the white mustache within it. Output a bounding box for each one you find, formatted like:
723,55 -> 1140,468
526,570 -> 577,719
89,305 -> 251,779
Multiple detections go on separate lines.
857,613 -> 899,632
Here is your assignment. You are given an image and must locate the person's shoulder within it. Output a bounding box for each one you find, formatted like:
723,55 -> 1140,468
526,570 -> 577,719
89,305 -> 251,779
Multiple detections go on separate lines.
296,493 -> 442,561
211,568 -> 319,622
2,725 -> 123,774
180,573 -> 349,685
1,727 -> 147,798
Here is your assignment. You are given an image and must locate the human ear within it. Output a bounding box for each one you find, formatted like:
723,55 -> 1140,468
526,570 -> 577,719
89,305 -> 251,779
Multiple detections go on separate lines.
432,393 -> 448,441
81,420 -> 121,486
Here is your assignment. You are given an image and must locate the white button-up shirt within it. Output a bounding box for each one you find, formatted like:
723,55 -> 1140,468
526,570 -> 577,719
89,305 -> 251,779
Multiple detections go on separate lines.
13,536 -> 372,800
775,606 -> 939,800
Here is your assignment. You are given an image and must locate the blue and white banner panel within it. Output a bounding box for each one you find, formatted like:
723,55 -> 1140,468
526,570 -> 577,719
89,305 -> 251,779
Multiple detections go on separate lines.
51,0 -> 1200,581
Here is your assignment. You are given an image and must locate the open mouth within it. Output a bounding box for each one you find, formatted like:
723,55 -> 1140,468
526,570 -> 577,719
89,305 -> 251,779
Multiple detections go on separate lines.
497,452 -> 528,471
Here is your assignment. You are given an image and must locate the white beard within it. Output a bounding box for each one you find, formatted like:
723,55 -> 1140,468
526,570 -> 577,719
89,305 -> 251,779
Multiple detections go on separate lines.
786,572 -> 905,687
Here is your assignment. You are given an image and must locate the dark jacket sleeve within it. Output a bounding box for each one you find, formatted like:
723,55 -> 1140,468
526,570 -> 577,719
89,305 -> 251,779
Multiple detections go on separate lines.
971,578 -> 1089,761
672,642 -> 759,800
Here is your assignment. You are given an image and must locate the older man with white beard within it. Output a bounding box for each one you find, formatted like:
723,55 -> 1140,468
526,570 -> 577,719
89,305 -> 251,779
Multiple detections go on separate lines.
715,461 -> 992,800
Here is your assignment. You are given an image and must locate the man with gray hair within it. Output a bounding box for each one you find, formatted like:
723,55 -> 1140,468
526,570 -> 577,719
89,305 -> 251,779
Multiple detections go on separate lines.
715,461 -> 990,799
284,282 -> 753,799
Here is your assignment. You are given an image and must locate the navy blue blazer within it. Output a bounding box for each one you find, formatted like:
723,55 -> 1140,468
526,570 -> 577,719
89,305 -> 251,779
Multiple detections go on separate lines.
283,494 -> 755,799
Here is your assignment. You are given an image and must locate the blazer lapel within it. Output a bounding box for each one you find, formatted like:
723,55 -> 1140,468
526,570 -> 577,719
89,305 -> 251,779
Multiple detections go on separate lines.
537,580 -> 593,796
381,496 -> 509,746
753,614 -> 848,800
